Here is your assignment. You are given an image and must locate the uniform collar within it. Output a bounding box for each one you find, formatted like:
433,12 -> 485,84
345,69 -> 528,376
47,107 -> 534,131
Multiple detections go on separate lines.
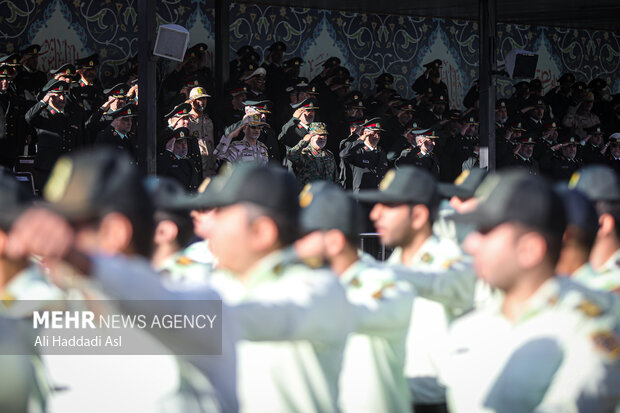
364,141 -> 377,151
114,128 -> 127,140
599,248 -> 620,273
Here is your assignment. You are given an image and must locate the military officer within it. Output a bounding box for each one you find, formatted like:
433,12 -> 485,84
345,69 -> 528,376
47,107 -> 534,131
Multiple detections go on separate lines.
164,102 -> 205,177
240,99 -> 282,162
442,170 -> 620,412
187,86 -> 217,178
71,53 -> 104,114
95,103 -> 138,164
287,121 -> 337,185
295,182 -> 415,413
214,113 -> 269,166
158,126 -> 201,191
262,41 -> 286,101
278,97 -> 319,150
339,118 -> 389,192
0,65 -> 29,168
412,59 -> 449,103
355,166 -> 473,413
580,124 -> 607,165
605,133 -> 620,174
86,82 -> 130,137
510,134 -> 540,175
569,165 -> 620,294
549,134 -> 583,181
395,129 -> 441,178
217,84 -> 248,137
13,44 -> 47,101
417,94 -> 449,129
25,79 -> 84,187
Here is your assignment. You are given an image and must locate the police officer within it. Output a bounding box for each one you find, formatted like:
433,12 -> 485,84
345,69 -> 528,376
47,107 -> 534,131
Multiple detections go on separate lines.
295,182 -> 415,413
95,103 -> 138,164
241,99 -> 282,162
286,121 -> 337,185
25,79 -> 84,187
158,127 -> 201,191
355,166 -> 472,413
442,170 -> 620,412
0,65 -> 29,168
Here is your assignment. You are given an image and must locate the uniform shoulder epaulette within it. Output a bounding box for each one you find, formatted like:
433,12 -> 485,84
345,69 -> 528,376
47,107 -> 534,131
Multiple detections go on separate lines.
176,256 -> 196,266
576,299 -> 605,318
591,331 -> 620,361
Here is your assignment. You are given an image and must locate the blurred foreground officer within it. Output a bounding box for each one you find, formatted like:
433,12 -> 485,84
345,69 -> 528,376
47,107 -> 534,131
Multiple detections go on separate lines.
203,164 -> 353,413
570,166 -> 620,293
287,121 -> 337,185
442,170 -> 620,412
355,166 -> 473,413
295,183 -> 414,413
6,148 -> 238,413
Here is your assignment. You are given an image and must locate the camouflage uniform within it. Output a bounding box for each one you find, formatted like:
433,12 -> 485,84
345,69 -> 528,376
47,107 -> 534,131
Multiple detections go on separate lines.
187,115 -> 217,177
215,135 -> 269,166
287,139 -> 337,185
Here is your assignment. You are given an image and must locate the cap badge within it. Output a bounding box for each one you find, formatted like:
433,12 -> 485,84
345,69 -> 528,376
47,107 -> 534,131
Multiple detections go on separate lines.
44,158 -> 73,202
379,169 -> 396,191
454,169 -> 470,186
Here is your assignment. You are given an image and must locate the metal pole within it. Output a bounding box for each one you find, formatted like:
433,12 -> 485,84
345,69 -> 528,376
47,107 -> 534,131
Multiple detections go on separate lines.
215,0 -> 230,98
479,0 -> 497,171
137,0 -> 157,175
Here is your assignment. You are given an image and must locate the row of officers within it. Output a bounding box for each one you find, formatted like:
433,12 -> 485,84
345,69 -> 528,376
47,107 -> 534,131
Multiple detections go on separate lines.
0,146 -> 620,412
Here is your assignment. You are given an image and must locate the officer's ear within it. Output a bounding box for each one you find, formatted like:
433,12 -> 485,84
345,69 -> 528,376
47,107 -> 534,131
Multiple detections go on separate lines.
0,230 -> 6,256
154,220 -> 179,246
248,215 -> 279,251
515,231 -> 547,270
410,204 -> 430,231
324,230 -> 346,258
598,213 -> 616,239
97,212 -> 134,255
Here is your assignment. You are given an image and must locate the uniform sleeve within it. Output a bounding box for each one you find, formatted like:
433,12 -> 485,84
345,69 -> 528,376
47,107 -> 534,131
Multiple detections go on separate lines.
286,139 -> 309,162
24,101 -> 48,128
214,134 -> 239,164
232,270 -> 353,344
278,117 -> 302,148
339,140 -> 365,166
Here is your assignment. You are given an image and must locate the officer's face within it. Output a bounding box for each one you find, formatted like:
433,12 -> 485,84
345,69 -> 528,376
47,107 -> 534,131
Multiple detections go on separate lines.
519,143 -> 534,159
209,204 -> 255,274
190,209 -> 216,240
232,93 -> 246,108
432,102 -> 447,115
417,136 -> 435,153
300,109 -> 315,124
310,134 -> 327,150
50,92 -> 66,110
173,138 -> 188,157
245,125 -> 262,140
496,107 -> 508,123
271,50 -> 284,64
113,116 -> 132,134
561,144 -> 577,160
369,203 -> 414,247
532,106 -> 544,120
463,223 -> 522,290
80,67 -> 96,82
611,142 -> 620,158
543,128 -> 557,142
295,231 -> 327,260
589,134 -> 603,146
170,116 -> 189,129
364,130 -> 380,148
193,97 -> 207,111
0,79 -> 9,93
247,75 -> 265,92
345,107 -> 363,119
398,110 -> 413,125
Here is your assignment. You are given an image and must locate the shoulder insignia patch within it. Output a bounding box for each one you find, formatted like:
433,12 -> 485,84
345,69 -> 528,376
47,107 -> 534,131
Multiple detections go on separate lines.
577,300 -> 604,318
301,257 -> 323,269
371,283 -> 394,300
591,331 -> 620,360
349,277 -> 361,288
176,256 -> 194,266
421,252 -> 434,264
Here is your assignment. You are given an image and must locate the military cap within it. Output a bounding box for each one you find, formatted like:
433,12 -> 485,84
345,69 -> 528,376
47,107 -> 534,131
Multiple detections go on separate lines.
610,132 -> 620,144
349,118 -> 365,127
423,59 -> 442,69
43,148 -> 151,221
572,81 -> 587,91
0,54 -> 20,66
514,81 -> 530,90
300,182 -> 362,238
533,98 -> 545,107
559,73 -> 576,84
194,163 -> 300,220
236,45 -> 255,56
103,83 -> 129,97
186,43 -> 207,58
431,94 -> 448,104
452,170 -> 566,236
398,102 -> 416,112
165,102 -> 193,119
228,84 -> 248,96
160,127 -> 192,147
306,84 -> 320,95
509,121 -> 525,131
108,103 -> 137,119
584,124 -> 603,135
438,168 -> 488,199
292,98 -> 319,110
404,120 -> 428,135
323,57 -> 341,68
543,120 -> 558,129
529,79 -> 543,90
496,99 -> 508,110
559,135 -> 579,145
285,78 -> 309,93
568,165 -> 620,202
355,166 -> 438,206
448,109 -> 463,120
345,99 -> 366,110
0,170 -> 34,230
243,99 -> 271,113
75,53 -> 99,69
588,78 -> 606,90
183,74 -> 204,89
556,188 -> 599,237
42,79 -> 70,94
20,44 -> 41,55
462,115 -> 480,125
363,117 -> 385,131
49,63 -> 76,76
268,41 -> 286,52
0,65 -> 14,79
519,134 -> 537,144
375,73 -> 394,86
419,129 -> 439,139
246,113 -> 268,127
308,122 -> 328,135
241,66 -> 266,81
283,57 -> 303,68
189,87 -> 211,100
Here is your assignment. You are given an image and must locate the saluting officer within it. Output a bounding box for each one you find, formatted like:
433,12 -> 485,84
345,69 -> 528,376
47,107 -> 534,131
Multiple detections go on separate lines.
25,79 -> 84,187
287,121 -> 337,185
71,53 -> 104,114
214,113 -> 270,167
395,129 -> 441,178
157,126 -> 201,191
0,65 -> 29,168
412,59 -> 449,104
13,44 -> 47,101
95,103 -> 138,164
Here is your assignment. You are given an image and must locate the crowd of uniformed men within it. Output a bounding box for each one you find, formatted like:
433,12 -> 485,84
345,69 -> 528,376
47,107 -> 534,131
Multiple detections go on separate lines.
0,41 -> 619,413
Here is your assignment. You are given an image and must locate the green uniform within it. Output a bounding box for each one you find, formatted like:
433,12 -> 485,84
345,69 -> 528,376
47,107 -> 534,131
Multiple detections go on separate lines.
574,249 -> 620,294
286,139 -> 338,185
157,250 -> 212,287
